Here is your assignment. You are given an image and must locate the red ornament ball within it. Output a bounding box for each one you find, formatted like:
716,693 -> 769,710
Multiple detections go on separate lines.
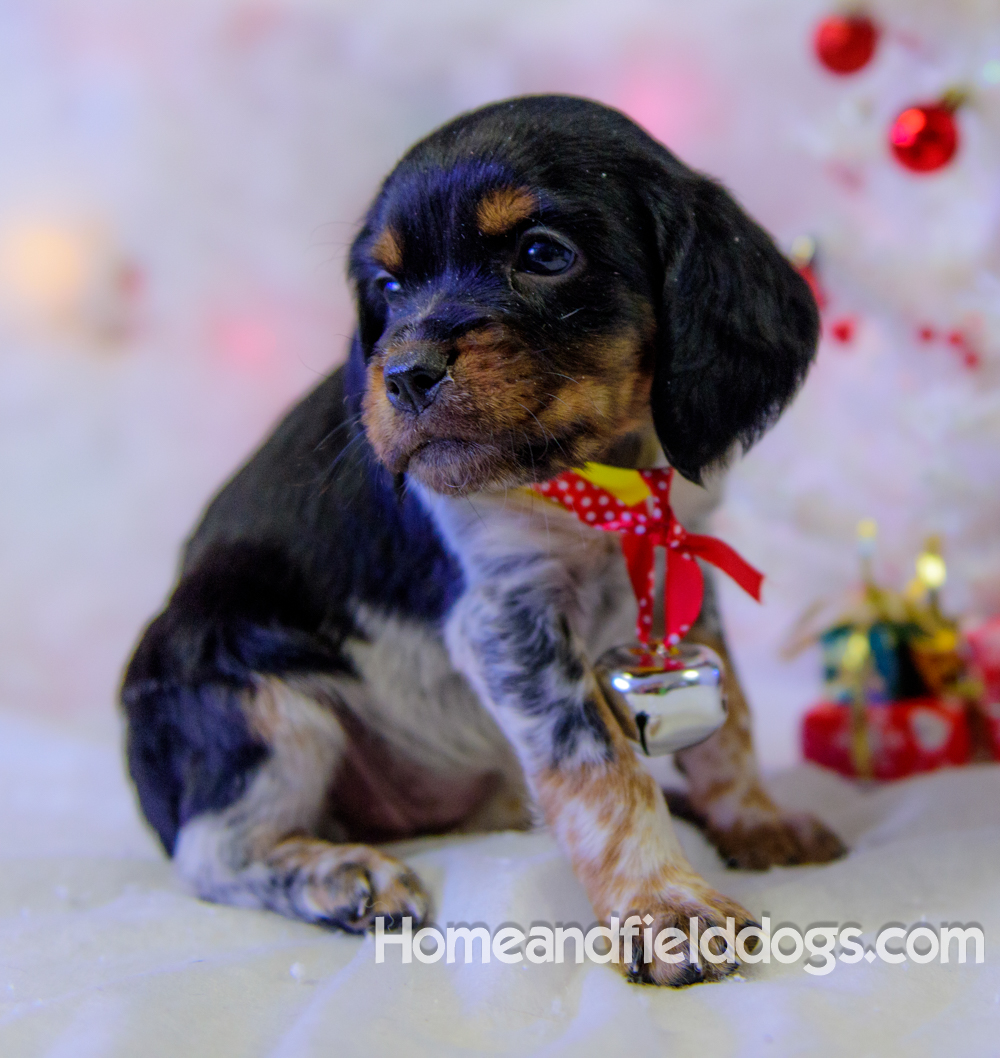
890,104 -> 958,172
830,317 -> 856,344
814,14 -> 879,74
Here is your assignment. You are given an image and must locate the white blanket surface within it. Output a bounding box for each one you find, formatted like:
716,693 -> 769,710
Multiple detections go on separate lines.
2,707 -> 998,1058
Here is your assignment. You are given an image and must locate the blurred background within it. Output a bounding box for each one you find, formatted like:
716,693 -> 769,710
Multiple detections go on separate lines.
1,0 -> 998,769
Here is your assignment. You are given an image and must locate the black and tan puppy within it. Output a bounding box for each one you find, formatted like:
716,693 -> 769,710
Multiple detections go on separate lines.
122,95 -> 843,986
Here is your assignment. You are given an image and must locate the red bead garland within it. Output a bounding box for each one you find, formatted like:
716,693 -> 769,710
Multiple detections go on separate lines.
814,13 -> 879,74
889,102 -> 959,173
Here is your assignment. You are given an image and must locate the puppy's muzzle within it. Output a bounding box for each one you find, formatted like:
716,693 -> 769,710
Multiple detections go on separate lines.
383,346 -> 449,414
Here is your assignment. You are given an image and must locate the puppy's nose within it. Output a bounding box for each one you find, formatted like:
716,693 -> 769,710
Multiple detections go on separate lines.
383,348 -> 448,413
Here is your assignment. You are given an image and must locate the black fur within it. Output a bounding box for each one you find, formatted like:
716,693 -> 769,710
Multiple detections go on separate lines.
122,353 -> 464,853
647,176 -> 819,483
122,94 -> 817,857
123,682 -> 267,855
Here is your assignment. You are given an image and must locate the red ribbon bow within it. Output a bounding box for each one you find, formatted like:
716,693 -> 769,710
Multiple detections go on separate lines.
532,467 -> 763,644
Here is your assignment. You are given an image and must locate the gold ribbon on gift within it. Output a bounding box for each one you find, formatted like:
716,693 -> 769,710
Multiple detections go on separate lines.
840,630 -> 874,779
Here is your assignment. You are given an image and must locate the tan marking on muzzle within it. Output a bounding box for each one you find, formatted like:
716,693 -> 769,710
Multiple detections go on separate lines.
536,328 -> 655,447
361,361 -> 407,470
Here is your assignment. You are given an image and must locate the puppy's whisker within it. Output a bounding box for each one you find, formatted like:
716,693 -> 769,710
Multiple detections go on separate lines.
542,391 -> 574,412
314,430 -> 370,495
464,495 -> 487,527
547,432 -> 571,461
523,402 -> 575,467
522,428 -> 538,481
543,371 -> 605,418
318,427 -> 366,475
313,412 -> 364,455
516,403 -> 553,460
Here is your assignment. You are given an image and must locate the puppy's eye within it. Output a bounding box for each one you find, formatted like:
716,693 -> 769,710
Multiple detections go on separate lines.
516,234 -> 576,276
375,272 -> 402,296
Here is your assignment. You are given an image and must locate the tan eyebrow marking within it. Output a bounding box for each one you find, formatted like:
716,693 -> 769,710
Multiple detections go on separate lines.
371,226 -> 403,271
476,187 -> 537,236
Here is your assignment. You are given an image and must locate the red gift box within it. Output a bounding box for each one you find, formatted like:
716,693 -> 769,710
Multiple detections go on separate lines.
965,617 -> 1000,760
967,616 -> 1000,704
802,697 -> 971,779
978,702 -> 1000,761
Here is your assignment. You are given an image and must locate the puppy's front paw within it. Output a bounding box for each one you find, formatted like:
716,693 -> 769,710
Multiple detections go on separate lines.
618,883 -> 757,987
709,813 -> 846,870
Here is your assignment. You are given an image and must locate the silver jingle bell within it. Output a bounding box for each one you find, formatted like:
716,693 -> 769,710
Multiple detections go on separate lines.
595,641 -> 727,755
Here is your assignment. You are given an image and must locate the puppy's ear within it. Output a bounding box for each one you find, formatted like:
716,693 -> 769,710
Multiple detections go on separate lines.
647,175 -> 819,483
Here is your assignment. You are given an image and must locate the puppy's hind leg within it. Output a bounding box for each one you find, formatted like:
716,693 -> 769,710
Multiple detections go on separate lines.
673,574 -> 846,870
133,677 -> 429,932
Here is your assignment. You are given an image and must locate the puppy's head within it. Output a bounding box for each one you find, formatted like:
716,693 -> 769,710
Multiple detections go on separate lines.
349,95 -> 818,493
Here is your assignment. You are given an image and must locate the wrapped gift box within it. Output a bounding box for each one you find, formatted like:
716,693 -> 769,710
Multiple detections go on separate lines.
967,616 -> 1000,701
797,530 -> 998,779
979,702 -> 1000,761
966,616 -> 1000,760
802,697 -> 971,779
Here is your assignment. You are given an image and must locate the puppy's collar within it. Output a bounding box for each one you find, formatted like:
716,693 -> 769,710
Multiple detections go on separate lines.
529,463 -> 762,644
564,461 -> 654,506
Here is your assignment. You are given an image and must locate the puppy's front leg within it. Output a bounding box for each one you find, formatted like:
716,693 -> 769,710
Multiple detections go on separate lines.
447,559 -> 754,985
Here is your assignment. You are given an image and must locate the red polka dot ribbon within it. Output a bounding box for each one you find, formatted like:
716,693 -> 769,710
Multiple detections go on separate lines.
531,466 -> 763,645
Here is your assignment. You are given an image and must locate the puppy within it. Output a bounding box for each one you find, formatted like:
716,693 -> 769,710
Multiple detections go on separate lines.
122,95 -> 844,986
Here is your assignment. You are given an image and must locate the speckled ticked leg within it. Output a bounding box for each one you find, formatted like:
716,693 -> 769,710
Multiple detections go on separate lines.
446,554 -> 756,985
